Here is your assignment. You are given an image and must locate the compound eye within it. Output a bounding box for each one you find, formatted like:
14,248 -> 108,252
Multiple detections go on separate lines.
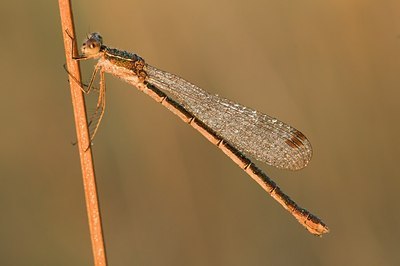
82,40 -> 101,56
80,32 -> 103,56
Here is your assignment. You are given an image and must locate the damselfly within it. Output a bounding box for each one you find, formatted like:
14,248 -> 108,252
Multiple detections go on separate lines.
68,32 -> 328,235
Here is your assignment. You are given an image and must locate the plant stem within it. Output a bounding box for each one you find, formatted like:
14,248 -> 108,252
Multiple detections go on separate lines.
58,1 -> 107,265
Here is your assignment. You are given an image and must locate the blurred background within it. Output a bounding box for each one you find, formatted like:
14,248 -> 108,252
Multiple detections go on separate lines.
1,0 -> 399,265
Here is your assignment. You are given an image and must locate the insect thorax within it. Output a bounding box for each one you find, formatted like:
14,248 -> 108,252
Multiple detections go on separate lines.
104,47 -> 147,81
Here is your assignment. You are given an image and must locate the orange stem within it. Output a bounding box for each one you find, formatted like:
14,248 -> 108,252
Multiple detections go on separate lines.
58,0 -> 107,265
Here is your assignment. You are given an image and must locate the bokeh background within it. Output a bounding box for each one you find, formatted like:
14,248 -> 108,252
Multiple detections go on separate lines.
1,0 -> 399,265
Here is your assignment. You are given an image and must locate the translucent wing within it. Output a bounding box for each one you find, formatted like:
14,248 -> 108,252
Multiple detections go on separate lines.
146,65 -> 312,170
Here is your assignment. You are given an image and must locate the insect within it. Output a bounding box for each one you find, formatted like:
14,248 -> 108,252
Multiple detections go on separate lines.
68,32 -> 328,235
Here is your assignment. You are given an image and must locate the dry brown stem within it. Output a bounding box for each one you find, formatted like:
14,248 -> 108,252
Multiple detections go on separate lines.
58,0 -> 107,265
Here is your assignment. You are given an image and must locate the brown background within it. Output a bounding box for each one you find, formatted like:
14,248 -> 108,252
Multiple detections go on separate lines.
1,0 -> 399,265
